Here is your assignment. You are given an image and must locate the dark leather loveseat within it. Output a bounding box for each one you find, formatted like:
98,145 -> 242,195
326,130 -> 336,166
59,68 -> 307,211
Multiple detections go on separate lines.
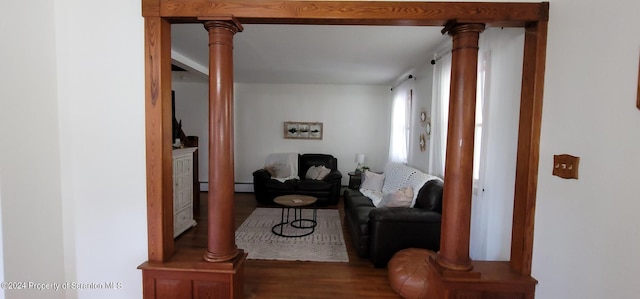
344,179 -> 444,267
253,154 -> 342,206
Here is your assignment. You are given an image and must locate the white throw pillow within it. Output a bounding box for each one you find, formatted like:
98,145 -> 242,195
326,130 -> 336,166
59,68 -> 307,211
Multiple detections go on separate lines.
379,187 -> 414,208
305,166 -> 322,179
360,170 -> 385,192
316,166 -> 331,180
306,165 -> 331,180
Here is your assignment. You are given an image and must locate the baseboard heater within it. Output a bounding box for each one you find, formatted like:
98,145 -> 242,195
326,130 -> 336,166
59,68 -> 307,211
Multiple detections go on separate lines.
234,183 -> 254,193
199,182 -> 254,193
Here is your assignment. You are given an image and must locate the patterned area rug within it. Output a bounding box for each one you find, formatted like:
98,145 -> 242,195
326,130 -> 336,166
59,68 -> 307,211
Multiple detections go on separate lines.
235,208 -> 349,262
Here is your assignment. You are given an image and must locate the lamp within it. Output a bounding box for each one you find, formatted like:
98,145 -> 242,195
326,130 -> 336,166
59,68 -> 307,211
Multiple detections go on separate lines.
354,153 -> 365,173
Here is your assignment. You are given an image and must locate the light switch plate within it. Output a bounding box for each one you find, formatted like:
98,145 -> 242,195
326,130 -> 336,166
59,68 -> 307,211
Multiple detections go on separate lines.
553,154 -> 580,179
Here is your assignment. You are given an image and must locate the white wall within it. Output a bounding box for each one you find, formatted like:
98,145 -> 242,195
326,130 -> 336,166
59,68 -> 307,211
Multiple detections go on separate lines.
54,0 -> 147,298
234,83 -> 391,187
172,80 -> 210,188
2,2 -> 147,298
0,1 -> 66,298
532,0 -> 640,298
173,82 -> 391,189
406,60 -> 435,173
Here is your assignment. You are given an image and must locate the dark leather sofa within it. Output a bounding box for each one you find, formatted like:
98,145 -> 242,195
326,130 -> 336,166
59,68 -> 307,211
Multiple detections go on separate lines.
343,179 -> 444,267
253,154 -> 342,206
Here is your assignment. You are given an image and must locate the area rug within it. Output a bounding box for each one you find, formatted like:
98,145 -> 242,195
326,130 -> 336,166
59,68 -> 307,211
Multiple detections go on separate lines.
235,208 -> 349,262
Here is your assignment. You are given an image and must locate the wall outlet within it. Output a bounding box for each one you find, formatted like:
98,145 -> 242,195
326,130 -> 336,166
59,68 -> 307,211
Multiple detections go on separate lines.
553,154 -> 580,179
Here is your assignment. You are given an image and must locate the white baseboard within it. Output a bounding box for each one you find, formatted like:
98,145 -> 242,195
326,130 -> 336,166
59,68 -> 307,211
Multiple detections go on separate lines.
234,183 -> 254,193
200,182 -> 254,193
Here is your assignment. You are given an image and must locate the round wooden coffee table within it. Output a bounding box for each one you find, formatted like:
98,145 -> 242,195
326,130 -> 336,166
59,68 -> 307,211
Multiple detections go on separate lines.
272,194 -> 318,237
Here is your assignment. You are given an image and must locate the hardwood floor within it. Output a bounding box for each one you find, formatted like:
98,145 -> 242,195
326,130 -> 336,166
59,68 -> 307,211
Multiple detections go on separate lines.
175,192 -> 401,298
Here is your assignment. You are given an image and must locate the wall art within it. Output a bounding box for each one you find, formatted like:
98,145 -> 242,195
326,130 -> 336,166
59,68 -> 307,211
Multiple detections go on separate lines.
284,121 -> 323,140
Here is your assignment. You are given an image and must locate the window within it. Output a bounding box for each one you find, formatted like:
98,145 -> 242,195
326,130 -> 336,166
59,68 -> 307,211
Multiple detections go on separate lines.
388,86 -> 412,164
430,48 -> 488,184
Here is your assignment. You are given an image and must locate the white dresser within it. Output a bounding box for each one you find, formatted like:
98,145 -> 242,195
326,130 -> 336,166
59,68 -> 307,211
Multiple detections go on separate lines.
173,147 -> 198,237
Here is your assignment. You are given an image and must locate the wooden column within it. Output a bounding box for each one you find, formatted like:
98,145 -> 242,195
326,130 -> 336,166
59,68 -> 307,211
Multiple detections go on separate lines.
436,23 -> 485,272
203,17 -> 244,263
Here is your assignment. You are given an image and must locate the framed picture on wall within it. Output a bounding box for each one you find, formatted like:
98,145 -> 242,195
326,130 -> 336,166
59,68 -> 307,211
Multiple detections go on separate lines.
285,123 -> 299,138
284,121 -> 323,140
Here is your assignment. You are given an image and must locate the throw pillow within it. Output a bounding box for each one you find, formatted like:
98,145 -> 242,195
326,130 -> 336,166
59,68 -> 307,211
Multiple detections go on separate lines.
316,166 -> 331,180
361,170 -> 385,192
379,187 -> 414,208
266,163 -> 290,178
305,166 -> 322,180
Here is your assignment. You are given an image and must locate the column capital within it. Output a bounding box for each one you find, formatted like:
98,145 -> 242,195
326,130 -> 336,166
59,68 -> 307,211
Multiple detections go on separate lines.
200,15 -> 244,34
441,22 -> 485,36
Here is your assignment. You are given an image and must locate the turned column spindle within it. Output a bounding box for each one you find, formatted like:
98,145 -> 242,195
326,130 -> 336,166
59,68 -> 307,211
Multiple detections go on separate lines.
436,23 -> 485,272
202,18 -> 244,263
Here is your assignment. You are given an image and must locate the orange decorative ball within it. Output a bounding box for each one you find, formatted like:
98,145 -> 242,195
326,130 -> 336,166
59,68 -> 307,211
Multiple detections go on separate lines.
388,248 -> 435,299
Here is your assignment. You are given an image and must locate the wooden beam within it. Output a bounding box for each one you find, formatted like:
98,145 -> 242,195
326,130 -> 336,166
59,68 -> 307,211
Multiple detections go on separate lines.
511,19 -> 548,276
144,16 -> 174,263
158,1 -> 548,27
142,0 -> 160,17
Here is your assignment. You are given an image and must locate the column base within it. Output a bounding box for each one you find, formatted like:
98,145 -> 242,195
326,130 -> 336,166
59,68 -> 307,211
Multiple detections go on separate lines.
204,248 -> 241,263
423,256 -> 537,299
139,249 -> 247,299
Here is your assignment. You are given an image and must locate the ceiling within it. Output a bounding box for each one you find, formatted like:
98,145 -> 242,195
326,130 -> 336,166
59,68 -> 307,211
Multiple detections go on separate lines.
171,24 -> 448,86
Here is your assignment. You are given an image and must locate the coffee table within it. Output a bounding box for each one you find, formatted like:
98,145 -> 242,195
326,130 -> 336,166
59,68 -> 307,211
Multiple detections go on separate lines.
271,194 -> 318,237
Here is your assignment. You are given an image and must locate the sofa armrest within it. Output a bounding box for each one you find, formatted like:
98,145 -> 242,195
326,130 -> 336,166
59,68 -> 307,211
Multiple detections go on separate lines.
252,169 -> 271,181
322,170 -> 342,182
368,208 -> 442,268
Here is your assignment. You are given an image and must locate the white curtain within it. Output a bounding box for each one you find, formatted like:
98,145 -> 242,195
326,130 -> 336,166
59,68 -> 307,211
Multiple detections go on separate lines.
428,51 -> 451,177
388,83 -> 412,164
430,42 -> 493,260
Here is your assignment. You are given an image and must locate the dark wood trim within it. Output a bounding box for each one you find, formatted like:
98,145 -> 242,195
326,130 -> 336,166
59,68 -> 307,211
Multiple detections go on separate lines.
142,0 -> 160,17
154,1 -> 548,27
511,19 -> 548,276
144,17 -> 174,263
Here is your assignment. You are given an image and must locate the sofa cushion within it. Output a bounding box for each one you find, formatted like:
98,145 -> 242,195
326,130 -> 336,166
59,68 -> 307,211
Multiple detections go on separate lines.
263,179 -> 297,190
345,193 -> 375,209
296,179 -> 332,191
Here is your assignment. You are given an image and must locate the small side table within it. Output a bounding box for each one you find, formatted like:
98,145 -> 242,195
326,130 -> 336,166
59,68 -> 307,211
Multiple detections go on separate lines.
348,171 -> 362,189
272,195 -> 318,238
